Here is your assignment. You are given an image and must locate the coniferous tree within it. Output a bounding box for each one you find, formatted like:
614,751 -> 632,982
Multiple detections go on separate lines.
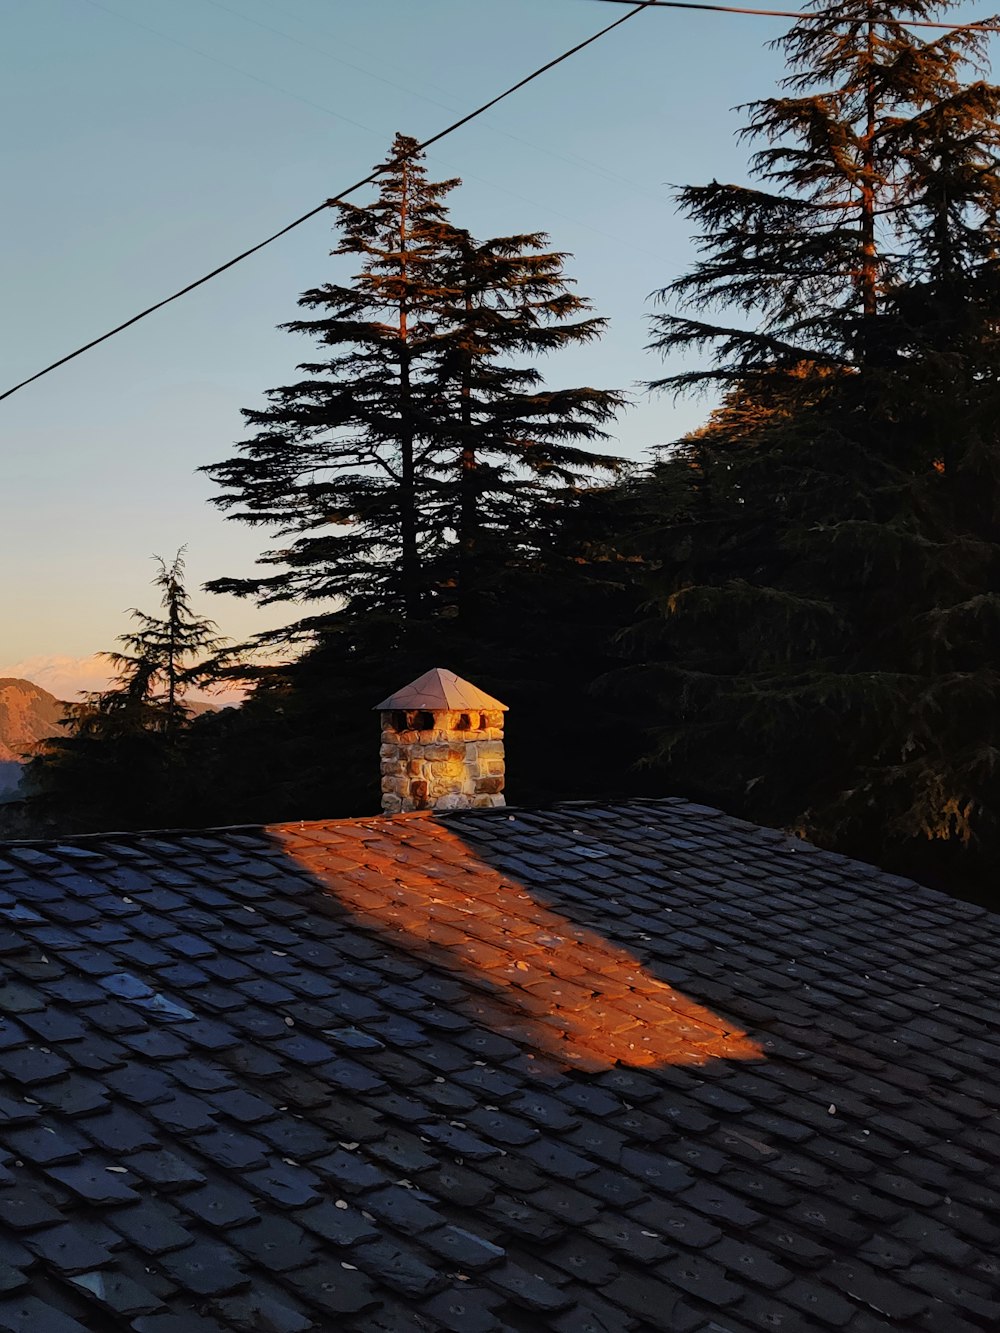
205,135 -> 461,624
107,550 -> 230,731
430,231 -> 624,619
25,552 -> 231,831
204,135 -> 623,633
628,0 -> 1000,874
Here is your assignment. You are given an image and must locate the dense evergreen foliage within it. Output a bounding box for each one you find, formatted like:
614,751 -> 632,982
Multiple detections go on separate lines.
621,0 -> 1000,893
204,134 -> 622,630
23,553 -> 233,833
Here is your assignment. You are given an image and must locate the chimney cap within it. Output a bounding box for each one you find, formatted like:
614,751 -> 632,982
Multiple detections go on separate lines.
374,668 -> 508,713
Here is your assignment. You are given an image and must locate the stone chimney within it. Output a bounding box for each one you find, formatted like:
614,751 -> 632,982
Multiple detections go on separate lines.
375,668 -> 507,815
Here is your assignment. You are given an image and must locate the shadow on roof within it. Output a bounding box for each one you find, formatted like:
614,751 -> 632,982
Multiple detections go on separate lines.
270,816 -> 762,1072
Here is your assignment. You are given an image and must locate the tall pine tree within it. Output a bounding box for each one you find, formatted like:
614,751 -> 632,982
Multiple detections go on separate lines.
25,552 -> 231,832
430,231 -> 623,620
206,135 -> 458,623
204,135 -> 622,634
629,0 -> 1000,880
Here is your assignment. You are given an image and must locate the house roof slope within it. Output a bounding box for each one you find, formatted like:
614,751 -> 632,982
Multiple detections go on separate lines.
0,798 -> 996,1332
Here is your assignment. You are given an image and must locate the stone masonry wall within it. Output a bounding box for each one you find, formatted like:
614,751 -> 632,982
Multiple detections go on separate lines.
380,709 -> 505,815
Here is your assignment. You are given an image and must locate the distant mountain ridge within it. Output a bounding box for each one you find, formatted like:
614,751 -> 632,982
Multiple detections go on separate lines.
0,678 -> 66,800
0,678 -> 222,804
0,678 -> 66,763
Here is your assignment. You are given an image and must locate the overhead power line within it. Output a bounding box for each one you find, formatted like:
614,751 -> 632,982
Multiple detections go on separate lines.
0,1 -> 655,405
590,0 -> 1000,35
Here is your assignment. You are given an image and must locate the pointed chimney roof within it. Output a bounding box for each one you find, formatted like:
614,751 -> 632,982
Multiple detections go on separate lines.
374,668 -> 508,713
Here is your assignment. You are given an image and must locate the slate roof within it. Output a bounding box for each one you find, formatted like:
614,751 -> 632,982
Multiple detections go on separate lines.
0,797 -> 997,1333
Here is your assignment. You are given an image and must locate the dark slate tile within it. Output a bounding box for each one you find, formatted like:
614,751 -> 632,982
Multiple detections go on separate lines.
2,1122 -> 86,1166
17,1009 -> 87,1043
103,1065 -> 174,1106
294,1200 -> 379,1249
242,1162 -> 321,1209
253,1117 -> 332,1162
78,1106 -> 159,1155
421,1226 -> 506,1272
364,1185 -> 441,1236
109,1200 -> 194,1255
907,1262 -> 1000,1325
24,1223 -> 117,1275
0,1097 -> 37,1128
782,1278 -> 858,1327
0,1188 -> 64,1230
178,1181 -> 259,1229
531,1184 -> 601,1229
59,1033 -> 128,1074
349,1238 -> 446,1300
210,1284 -> 314,1333
156,1239 -> 249,1297
599,1272 -> 704,1329
487,1261 -> 573,1313
146,1093 -> 217,1135
484,1194 -> 564,1246
543,1235 -> 618,1288
310,1147 -> 384,1192
661,1253 -> 746,1307
521,1140 -> 596,1182
228,1215 -> 317,1272
0,1295 -> 92,1333
284,1258 -> 381,1313
420,1286 -> 504,1333
679,1181 -> 764,1228
124,1149 -> 205,1190
550,1290 -> 648,1333
585,1216 -> 672,1265
45,1162 -> 140,1204
209,1088 -> 276,1125
753,1221 -> 832,1268
629,1197 -> 722,1250
34,1074 -> 109,1117
575,1166 -> 648,1209
190,1128 -> 268,1172
66,1268 -> 164,1317
0,1268 -> 28,1299
826,1260 -> 929,1322
414,1162 -> 495,1209
133,1314 -> 227,1333
367,1130 -> 437,1175
164,1058 -> 231,1093
0,1046 -> 69,1085
118,1029 -> 189,1059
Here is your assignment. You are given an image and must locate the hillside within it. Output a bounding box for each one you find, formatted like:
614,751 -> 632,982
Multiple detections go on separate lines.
0,678 -> 66,800
0,678 -> 66,763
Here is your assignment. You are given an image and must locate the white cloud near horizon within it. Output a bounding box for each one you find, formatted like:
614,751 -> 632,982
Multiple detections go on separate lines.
0,654 -> 245,706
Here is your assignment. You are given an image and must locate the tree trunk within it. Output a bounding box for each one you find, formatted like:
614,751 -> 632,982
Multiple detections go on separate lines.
458,261 -> 477,621
167,593 -> 178,730
859,6 -> 879,330
397,158 -> 421,620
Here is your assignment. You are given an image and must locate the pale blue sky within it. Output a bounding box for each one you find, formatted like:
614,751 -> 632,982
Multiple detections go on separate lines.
3,0 -> 979,685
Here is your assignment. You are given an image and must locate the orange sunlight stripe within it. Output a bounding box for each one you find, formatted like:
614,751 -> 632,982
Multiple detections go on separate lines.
273,817 -> 762,1072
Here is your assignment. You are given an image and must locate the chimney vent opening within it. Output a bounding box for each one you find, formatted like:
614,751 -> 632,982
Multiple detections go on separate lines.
456,712 -> 472,731
414,711 -> 435,732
